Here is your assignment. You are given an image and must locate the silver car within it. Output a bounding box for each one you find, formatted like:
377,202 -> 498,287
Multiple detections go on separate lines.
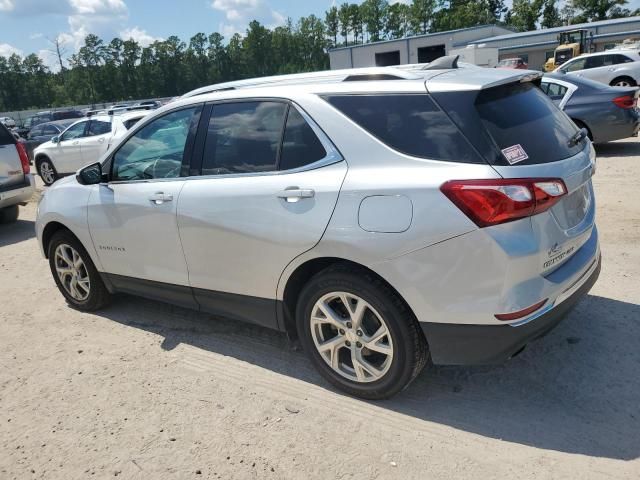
555,49 -> 640,87
1,123 -> 35,223
35,60 -> 600,399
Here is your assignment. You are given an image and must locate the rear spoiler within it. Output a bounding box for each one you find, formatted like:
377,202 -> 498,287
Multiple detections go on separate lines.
425,69 -> 543,93
482,72 -> 543,90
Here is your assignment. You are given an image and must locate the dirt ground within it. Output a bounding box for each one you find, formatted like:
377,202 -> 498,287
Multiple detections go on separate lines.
1,139 -> 639,480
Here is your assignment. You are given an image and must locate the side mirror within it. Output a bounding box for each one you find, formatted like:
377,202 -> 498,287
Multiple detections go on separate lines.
51,135 -> 60,144
76,162 -> 104,185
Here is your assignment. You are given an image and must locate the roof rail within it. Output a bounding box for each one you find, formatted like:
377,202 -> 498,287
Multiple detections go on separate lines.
422,55 -> 460,70
343,73 -> 409,82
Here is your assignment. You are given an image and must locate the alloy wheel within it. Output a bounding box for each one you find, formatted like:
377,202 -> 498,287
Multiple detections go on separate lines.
39,161 -> 55,185
54,244 -> 90,301
614,80 -> 632,87
310,291 -> 393,383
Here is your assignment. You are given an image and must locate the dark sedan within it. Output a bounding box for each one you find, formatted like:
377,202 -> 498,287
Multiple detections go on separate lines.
541,73 -> 640,143
22,119 -> 75,162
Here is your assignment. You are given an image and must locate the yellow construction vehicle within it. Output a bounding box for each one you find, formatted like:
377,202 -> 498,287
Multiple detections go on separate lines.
544,29 -> 594,72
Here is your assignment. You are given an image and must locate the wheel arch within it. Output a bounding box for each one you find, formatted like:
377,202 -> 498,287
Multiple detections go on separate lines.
42,221 -> 81,259
571,118 -> 593,141
609,75 -> 636,87
279,256 -> 420,341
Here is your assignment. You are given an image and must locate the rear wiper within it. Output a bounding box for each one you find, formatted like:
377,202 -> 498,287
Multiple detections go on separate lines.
568,128 -> 588,147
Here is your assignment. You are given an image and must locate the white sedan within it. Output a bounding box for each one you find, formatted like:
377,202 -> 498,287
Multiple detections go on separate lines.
33,110 -> 149,185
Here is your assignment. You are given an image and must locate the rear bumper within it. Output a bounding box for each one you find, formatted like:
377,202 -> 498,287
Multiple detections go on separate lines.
420,254 -> 601,365
0,175 -> 35,208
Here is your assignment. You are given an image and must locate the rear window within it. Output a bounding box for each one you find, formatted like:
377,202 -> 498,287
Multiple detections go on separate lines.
0,123 -> 14,145
324,94 -> 482,163
476,83 -> 581,164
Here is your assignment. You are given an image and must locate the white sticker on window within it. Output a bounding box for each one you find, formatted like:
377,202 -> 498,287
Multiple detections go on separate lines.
501,144 -> 529,165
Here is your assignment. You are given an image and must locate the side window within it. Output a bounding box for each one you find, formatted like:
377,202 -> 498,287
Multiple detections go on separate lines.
202,101 -> 287,175
325,94 -> 480,162
279,106 -> 327,170
29,126 -> 43,137
43,125 -> 58,136
87,120 -> 111,136
112,106 -> 200,181
564,58 -> 586,72
545,82 -> 568,98
614,54 -> 633,64
585,56 -> 604,69
61,121 -> 87,141
123,117 -> 143,130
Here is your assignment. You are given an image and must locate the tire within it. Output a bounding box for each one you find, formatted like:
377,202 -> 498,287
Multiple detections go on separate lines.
610,76 -> 637,88
296,264 -> 428,399
37,157 -> 58,186
48,229 -> 111,311
0,205 -> 19,224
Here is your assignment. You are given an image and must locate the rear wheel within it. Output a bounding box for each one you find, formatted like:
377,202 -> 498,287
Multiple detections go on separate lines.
296,265 -> 428,399
0,205 -> 19,224
48,230 -> 111,311
610,76 -> 636,88
37,157 -> 58,186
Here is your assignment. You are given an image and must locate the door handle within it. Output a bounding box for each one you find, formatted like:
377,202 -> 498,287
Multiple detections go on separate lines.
72,141 -> 79,145
277,187 -> 315,203
149,192 -> 173,205
98,137 -> 105,143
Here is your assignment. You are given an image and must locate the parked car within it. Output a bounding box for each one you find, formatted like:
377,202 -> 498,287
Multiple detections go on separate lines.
36,60 -> 600,399
497,57 -> 528,69
23,119 -> 75,163
33,110 -> 150,185
29,110 -> 84,129
555,50 -> 640,87
134,100 -> 161,109
541,73 -> 639,143
0,116 -> 16,128
0,122 -> 35,223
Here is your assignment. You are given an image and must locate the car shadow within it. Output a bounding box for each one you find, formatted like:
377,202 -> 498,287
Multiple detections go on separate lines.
0,219 -> 35,247
595,138 -> 640,158
95,293 -> 639,461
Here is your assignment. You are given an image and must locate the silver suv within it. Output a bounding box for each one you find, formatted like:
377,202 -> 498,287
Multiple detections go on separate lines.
1,123 -> 35,223
36,59 -> 600,399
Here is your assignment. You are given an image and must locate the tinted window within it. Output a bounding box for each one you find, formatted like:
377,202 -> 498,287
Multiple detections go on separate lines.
112,107 -> 199,181
609,54 -> 633,64
476,82 -> 582,164
29,126 -> 43,137
202,101 -> 287,175
61,121 -> 87,141
42,125 -> 59,136
585,56 -> 604,69
87,120 -> 111,136
0,123 -> 14,145
123,117 -> 143,130
279,107 -> 326,170
542,81 -> 568,98
325,94 -> 481,163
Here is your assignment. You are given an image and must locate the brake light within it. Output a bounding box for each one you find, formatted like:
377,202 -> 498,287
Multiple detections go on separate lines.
440,178 -> 567,227
495,299 -> 548,321
15,142 -> 30,175
612,95 -> 635,109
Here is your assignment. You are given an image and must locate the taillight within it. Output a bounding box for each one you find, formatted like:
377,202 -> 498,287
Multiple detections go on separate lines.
440,178 -> 567,227
495,299 -> 548,321
612,95 -> 635,109
15,142 -> 30,175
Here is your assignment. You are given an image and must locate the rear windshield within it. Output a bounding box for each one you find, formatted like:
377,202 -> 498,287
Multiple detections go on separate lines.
0,123 -> 15,145
324,94 -> 482,163
476,83 -> 582,164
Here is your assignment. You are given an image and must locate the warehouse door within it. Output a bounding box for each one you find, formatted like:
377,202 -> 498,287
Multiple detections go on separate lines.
418,45 -> 445,63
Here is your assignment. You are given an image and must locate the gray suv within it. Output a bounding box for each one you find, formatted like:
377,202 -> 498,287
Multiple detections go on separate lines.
0,123 -> 35,223
36,59 -> 600,399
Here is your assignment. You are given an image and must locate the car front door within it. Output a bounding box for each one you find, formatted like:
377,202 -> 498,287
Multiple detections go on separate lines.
55,120 -> 88,174
87,105 -> 203,308
80,119 -> 112,164
177,100 -> 347,328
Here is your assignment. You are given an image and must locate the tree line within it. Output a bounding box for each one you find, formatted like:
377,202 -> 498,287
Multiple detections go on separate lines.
0,0 -> 636,112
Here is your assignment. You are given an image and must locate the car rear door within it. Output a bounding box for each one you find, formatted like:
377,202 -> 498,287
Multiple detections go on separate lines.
177,100 -> 346,328
80,119 -> 112,164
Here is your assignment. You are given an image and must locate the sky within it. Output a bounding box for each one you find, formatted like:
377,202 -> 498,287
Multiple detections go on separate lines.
1,0 -> 640,70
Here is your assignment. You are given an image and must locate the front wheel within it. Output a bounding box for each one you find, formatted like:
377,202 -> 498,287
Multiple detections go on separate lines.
37,157 -> 58,186
296,265 -> 428,399
48,230 -> 111,311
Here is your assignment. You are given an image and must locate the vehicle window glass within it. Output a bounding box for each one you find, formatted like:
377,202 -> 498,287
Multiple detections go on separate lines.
325,94 -> 481,163
61,122 -> 87,141
611,54 -> 633,64
87,120 -> 111,136
43,125 -> 58,136
279,106 -> 327,170
585,56 -> 604,69
123,117 -> 143,130
544,82 -> 568,98
476,82 -> 582,164
30,126 -> 43,137
564,58 -> 585,72
0,124 -> 13,145
112,107 -> 198,181
202,101 -> 287,175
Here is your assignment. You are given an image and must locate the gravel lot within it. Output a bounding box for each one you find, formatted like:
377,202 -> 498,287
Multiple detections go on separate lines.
1,139 -> 639,479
